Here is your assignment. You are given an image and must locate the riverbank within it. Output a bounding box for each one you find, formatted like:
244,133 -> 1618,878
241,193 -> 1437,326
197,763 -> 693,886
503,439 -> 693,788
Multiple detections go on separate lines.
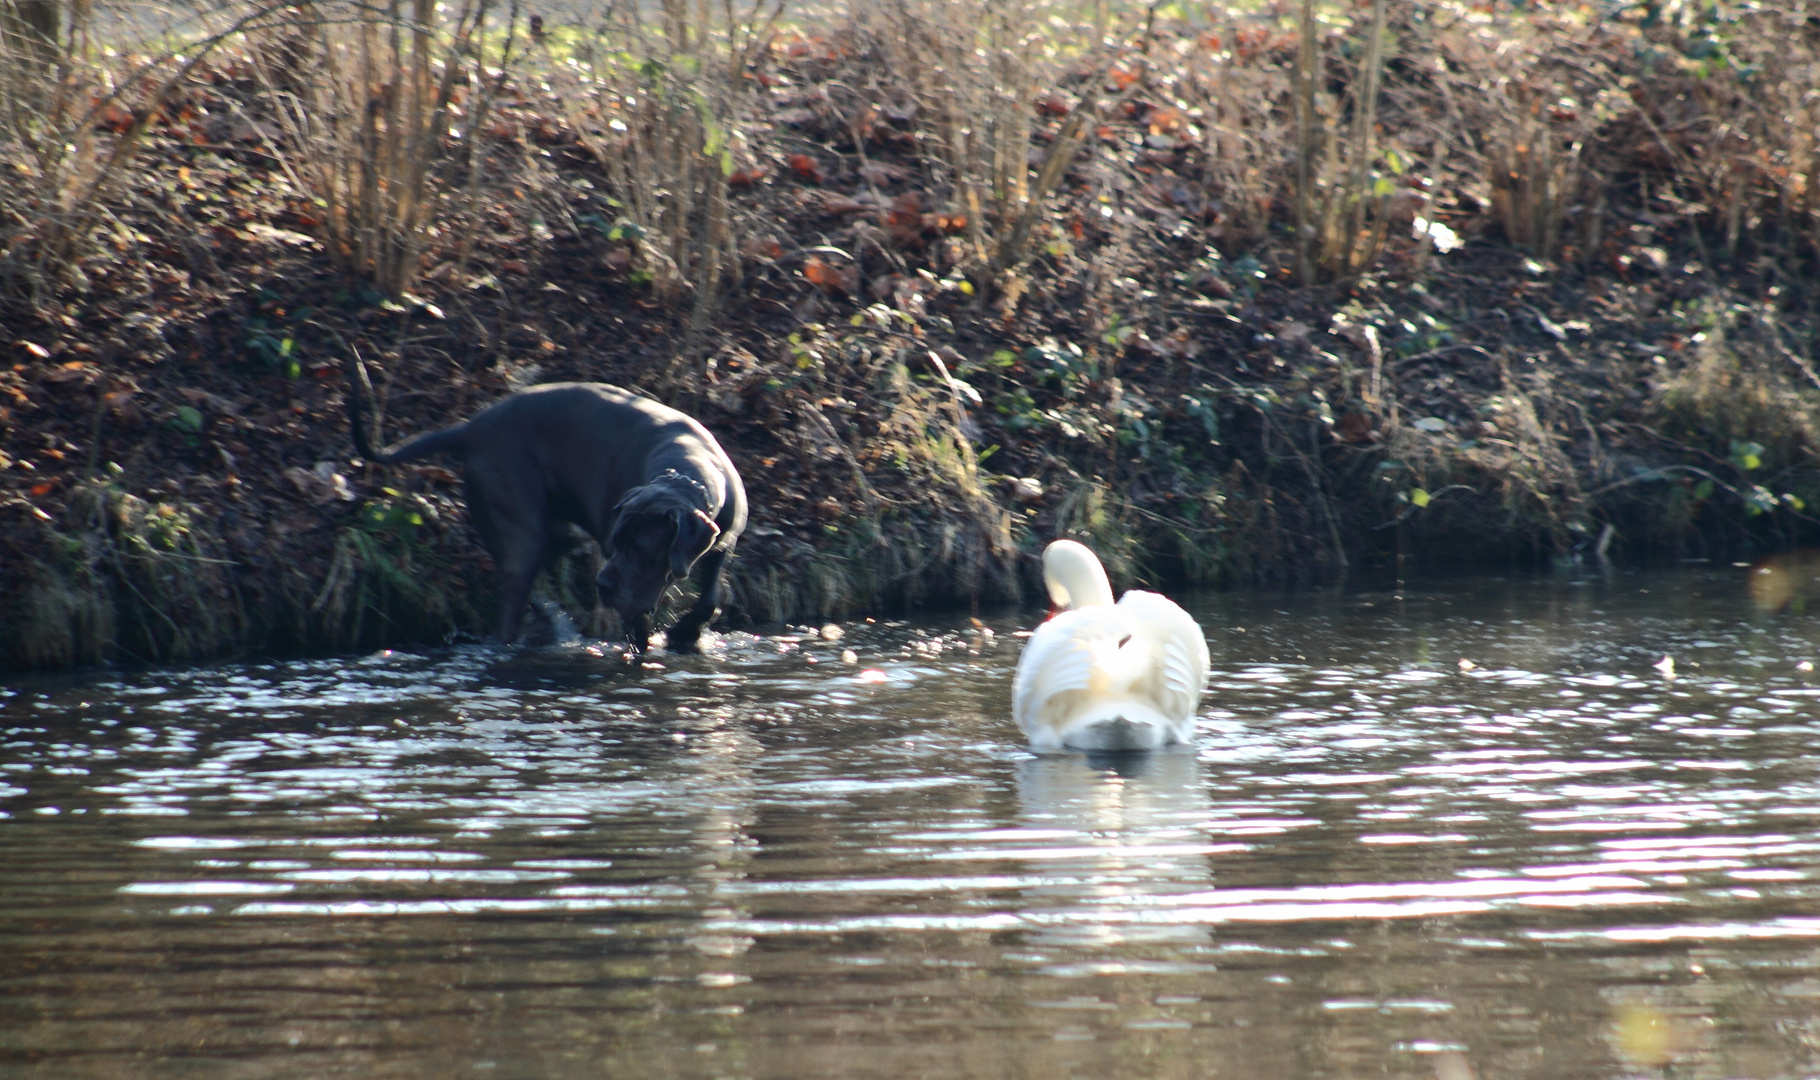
5,0 -> 1819,668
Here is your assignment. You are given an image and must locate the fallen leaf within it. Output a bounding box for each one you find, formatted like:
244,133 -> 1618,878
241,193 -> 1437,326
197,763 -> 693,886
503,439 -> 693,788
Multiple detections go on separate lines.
1335,412 -> 1375,444
95,99 -> 137,132
857,161 -> 908,185
1147,105 -> 1186,134
803,255 -> 857,295
42,361 -> 97,385
819,194 -> 871,215
888,191 -> 923,217
787,153 -> 824,184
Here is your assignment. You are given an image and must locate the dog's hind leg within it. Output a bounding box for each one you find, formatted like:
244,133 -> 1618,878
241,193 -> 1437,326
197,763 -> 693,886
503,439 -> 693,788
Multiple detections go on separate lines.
492,546 -> 545,644
467,481 -> 548,645
664,547 -> 730,652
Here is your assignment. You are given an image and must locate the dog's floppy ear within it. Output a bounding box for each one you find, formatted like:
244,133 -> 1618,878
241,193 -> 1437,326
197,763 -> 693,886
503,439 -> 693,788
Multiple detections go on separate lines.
670,508 -> 720,578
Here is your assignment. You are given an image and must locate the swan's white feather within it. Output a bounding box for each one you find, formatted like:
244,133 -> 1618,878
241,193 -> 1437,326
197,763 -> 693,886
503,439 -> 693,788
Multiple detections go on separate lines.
1012,606 -> 1118,735
1012,546 -> 1209,752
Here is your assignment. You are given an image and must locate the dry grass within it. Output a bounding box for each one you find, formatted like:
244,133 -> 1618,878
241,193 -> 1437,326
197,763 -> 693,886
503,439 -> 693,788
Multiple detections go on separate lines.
0,0 -> 254,306
1291,0 -> 1397,282
1483,82 -> 1583,261
1652,304 -> 1820,465
543,0 -> 782,336
1682,5 -> 1820,272
251,0 -> 507,297
852,0 -> 1151,292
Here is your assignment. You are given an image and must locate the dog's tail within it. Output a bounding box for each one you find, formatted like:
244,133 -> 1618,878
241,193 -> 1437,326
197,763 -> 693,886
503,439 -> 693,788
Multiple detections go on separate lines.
344,349 -> 467,464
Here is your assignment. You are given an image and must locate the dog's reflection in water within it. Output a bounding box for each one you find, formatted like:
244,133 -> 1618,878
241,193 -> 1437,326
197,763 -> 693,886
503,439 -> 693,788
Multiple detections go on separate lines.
1014,750 -> 1216,947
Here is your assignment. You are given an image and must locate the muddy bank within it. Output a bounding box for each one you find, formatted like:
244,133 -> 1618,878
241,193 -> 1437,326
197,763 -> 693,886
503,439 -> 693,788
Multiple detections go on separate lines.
5,5 -> 1820,669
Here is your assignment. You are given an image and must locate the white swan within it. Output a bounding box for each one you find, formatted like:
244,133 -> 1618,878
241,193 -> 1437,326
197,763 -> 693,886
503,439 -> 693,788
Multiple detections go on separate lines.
1012,539 -> 1210,752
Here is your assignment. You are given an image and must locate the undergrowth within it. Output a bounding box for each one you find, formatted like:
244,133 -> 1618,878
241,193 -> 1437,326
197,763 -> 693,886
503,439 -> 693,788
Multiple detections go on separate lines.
7,0 -> 1820,667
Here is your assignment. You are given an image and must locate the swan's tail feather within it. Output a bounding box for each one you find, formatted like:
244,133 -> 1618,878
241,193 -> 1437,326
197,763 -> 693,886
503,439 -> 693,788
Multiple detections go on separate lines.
1047,698 -> 1177,752
1066,717 -> 1159,752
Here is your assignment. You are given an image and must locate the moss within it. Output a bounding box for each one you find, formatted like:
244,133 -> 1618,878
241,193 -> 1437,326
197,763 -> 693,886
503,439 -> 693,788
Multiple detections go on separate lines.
4,561 -> 115,669
1,476 -> 244,667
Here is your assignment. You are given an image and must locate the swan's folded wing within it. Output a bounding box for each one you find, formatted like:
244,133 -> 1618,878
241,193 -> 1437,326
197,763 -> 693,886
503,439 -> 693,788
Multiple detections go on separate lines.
1012,609 -> 1122,735
1116,590 -> 1210,721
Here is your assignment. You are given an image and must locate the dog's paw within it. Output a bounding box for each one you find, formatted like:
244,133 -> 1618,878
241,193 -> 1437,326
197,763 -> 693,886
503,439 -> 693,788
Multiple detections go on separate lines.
664,625 -> 720,653
664,613 -> 719,653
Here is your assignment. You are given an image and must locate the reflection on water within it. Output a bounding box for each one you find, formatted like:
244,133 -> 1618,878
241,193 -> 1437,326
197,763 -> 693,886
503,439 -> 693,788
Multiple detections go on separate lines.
5,569 -> 1820,1077
1015,753 -> 1221,950
1750,548 -> 1820,613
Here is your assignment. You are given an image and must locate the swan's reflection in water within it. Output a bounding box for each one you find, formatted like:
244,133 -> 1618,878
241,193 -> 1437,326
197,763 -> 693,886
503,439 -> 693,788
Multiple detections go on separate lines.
1014,751 -> 1216,947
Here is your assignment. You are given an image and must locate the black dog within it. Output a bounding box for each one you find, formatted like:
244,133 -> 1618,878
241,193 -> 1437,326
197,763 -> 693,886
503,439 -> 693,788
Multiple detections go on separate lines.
349,378 -> 746,652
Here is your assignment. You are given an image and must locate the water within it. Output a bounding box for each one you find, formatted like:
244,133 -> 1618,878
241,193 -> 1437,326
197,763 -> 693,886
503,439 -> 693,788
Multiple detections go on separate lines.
5,568 -> 1820,1079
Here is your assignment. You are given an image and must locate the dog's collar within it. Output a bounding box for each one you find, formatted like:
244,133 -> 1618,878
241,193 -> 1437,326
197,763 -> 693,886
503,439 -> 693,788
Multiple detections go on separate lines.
652,469 -> 713,503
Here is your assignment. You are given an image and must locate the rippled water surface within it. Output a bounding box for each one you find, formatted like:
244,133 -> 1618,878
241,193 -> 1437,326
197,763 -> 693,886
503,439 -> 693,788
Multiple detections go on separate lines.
7,569 -> 1820,1078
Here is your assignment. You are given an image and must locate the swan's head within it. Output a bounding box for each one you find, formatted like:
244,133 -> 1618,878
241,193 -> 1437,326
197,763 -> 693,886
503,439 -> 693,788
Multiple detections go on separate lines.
1042,539 -> 1116,611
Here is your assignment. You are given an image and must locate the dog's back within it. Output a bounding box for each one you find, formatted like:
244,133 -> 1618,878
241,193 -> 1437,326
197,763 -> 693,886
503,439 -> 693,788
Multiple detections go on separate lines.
454,384 -> 742,536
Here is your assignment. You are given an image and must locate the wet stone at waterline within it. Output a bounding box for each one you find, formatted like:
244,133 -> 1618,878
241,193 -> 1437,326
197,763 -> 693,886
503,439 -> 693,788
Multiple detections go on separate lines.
4,568 -> 1820,1078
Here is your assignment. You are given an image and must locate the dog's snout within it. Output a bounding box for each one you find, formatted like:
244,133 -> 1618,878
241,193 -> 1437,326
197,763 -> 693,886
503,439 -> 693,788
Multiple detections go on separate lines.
596,560 -> 664,616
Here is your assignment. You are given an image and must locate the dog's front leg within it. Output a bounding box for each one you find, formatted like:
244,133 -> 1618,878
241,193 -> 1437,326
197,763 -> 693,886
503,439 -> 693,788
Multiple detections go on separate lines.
665,547 -> 729,653
623,611 -> 652,656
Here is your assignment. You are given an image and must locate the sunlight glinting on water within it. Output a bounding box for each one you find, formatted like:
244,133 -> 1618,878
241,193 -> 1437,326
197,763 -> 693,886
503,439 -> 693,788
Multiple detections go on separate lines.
8,570 -> 1820,1077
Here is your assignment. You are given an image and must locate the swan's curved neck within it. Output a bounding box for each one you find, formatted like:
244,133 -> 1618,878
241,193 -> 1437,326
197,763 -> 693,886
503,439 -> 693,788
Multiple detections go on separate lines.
1043,540 -> 1116,610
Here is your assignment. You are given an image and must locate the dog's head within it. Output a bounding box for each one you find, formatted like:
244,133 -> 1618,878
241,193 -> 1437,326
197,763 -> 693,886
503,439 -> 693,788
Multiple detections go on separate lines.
596,482 -> 720,616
